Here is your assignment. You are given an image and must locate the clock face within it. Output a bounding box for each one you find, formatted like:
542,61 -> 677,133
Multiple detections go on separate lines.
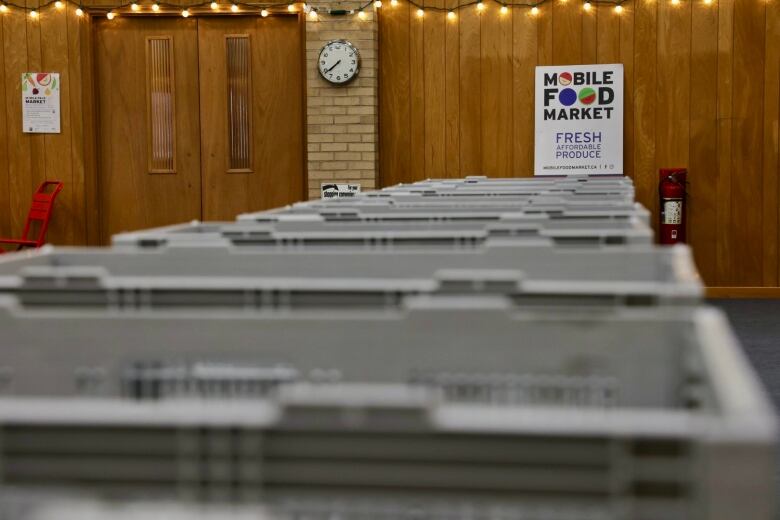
318,40 -> 360,85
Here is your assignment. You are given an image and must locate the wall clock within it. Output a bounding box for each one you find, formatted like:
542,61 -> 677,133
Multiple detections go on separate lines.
318,40 -> 360,85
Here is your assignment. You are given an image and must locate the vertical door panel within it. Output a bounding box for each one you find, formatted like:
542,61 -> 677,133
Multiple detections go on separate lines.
198,16 -> 304,220
95,18 -> 201,243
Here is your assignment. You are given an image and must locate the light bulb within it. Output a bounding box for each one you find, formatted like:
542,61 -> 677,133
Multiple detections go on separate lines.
55,1 -> 64,8
614,4 -> 622,12
131,2 -> 140,9
75,7 -> 83,15
476,1 -> 485,11
703,0 -> 712,4
415,7 -> 423,16
357,9 -> 366,18
500,4 -> 508,13
0,4 -> 8,12
231,3 -> 238,10
308,8 -> 317,17
390,0 -> 398,5
151,3 -> 159,10
106,10 -> 115,18
260,8 -> 268,15
181,8 -> 189,16
374,0 -> 382,7
29,9 -> 38,17
530,5 -> 539,14
210,1 -> 218,8
287,3 -> 295,10
671,0 -> 679,4
583,1 -> 591,9
446,9 -> 455,18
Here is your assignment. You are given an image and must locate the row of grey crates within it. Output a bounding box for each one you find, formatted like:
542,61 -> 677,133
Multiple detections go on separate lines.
0,175 -> 775,520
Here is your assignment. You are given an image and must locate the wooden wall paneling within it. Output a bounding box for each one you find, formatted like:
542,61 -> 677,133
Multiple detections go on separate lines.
619,1 -> 633,178
26,0 -> 46,193
655,0 -> 690,230
511,6 -> 536,177
458,0 -> 480,176
730,0 -> 765,286
581,1 -> 597,64
687,0 -> 718,285
536,3 -> 551,66
41,4 -> 75,244
409,2 -> 425,181
4,8 -> 32,236
632,0 -> 657,223
378,0 -> 410,186
553,0 -> 582,65
596,3 -> 620,64
444,0 -> 460,178
66,8 -> 89,245
716,0 -> 734,285
762,0 -> 779,286
423,0 -> 446,178
479,3 -> 512,177
0,14 -> 9,237
82,13 -> 99,245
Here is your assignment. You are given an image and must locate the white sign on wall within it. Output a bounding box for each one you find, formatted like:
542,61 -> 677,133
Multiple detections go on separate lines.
534,64 -> 623,176
321,183 -> 361,199
22,73 -> 60,134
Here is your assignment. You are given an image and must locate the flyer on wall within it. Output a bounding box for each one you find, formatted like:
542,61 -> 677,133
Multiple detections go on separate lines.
21,73 -> 61,134
534,64 -> 623,176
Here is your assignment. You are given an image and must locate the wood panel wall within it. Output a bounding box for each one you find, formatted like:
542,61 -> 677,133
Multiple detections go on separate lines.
0,6 -> 96,246
379,0 -> 780,288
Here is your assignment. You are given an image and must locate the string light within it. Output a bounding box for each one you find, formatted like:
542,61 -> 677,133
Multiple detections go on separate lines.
391,0 -> 398,5
308,8 -> 317,17
703,0 -> 713,4
0,4 -> 7,12
130,2 -> 139,9
530,5 -> 539,14
374,0 -> 382,7
583,1 -> 591,9
182,8 -> 189,16
75,7 -> 83,15
500,4 -> 509,12
476,1 -> 485,11
55,1 -> 64,8
261,8 -> 268,15
287,3 -> 295,10
671,0 -> 680,4
614,3 -> 622,11
151,3 -> 159,11
357,8 -> 366,18
29,9 -> 38,17
106,10 -> 115,18
416,6 -> 423,15
210,1 -> 218,8
447,9 -> 455,18
231,3 -> 238,10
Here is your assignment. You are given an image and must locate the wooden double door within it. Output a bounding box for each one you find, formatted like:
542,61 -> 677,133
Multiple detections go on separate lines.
95,15 -> 305,242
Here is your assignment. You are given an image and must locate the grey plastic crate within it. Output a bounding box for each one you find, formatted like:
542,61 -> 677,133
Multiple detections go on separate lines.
111,217 -> 652,249
238,204 -> 651,226
0,243 -> 702,307
0,308 -> 773,519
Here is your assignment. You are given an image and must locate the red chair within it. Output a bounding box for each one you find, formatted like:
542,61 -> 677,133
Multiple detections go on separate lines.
0,181 -> 64,254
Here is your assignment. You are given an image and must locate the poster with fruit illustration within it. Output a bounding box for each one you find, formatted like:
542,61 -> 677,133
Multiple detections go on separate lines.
21,73 -> 60,134
534,64 -> 623,176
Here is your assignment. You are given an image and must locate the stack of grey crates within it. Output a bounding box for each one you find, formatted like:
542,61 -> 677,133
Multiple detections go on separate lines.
0,175 -> 774,520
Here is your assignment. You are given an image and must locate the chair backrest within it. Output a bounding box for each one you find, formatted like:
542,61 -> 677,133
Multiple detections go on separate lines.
21,181 -> 64,246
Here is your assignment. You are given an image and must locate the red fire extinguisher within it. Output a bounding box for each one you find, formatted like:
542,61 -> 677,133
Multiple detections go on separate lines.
658,168 -> 687,245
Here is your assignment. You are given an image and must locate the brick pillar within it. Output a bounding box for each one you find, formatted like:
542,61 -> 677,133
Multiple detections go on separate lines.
305,3 -> 378,199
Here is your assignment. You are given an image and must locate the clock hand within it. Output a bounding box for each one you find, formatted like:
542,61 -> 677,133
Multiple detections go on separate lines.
326,59 -> 342,73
